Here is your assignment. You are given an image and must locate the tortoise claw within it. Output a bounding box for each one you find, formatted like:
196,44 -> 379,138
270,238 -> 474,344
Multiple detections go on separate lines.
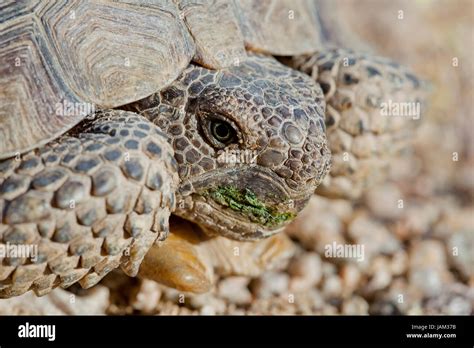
139,221 -> 213,294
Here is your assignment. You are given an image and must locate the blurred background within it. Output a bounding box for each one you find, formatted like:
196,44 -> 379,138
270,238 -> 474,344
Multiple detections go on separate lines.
1,0 -> 472,315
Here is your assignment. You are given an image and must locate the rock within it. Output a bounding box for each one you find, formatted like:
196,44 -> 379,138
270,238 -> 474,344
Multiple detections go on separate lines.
322,275 -> 342,298
446,221 -> 474,281
295,289 -> 325,313
217,276 -> 252,305
390,250 -> 408,276
365,183 -> 403,220
131,280 -> 162,312
330,199 -> 354,222
321,305 -> 339,315
347,213 -> 400,263
322,262 -> 338,277
368,277 -> 425,315
204,232 -> 295,278
340,263 -> 362,297
225,304 -> 246,315
454,158 -> 474,195
285,195 -> 347,252
188,292 -> 226,314
288,252 -> 322,292
369,300 -> 403,315
432,202 -> 469,239
248,289 -> 329,315
408,240 -> 452,297
100,270 -> 138,315
342,296 -> 369,314
160,287 -> 184,303
0,286 -> 109,315
397,278 -> 427,313
248,297 -> 296,315
388,154 -> 421,182
155,300 -> 197,315
424,283 -> 474,315
250,271 -> 289,299
200,305 -> 216,315
364,256 -> 392,294
396,202 -> 440,238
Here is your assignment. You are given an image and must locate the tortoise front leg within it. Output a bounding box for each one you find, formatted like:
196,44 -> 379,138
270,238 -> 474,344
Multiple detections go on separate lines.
286,49 -> 427,199
0,110 -> 178,298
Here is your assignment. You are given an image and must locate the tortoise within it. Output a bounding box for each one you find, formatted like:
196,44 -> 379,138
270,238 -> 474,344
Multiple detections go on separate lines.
0,0 -> 425,298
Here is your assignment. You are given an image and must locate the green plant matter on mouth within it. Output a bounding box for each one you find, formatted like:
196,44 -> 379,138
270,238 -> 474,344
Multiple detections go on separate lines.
205,185 -> 295,227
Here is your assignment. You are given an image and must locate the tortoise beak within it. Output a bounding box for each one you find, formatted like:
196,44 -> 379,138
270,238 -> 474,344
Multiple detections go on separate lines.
174,166 -> 313,241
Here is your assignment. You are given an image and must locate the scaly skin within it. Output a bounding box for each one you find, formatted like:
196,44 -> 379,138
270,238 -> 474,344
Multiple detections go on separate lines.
286,48 -> 427,199
0,49 -> 426,297
0,55 -> 330,297
0,110 -> 178,297
143,50 -> 427,292
128,54 -> 331,241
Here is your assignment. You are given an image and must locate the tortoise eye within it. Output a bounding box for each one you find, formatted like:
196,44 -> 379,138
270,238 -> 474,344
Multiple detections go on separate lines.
201,116 -> 238,149
211,120 -> 235,144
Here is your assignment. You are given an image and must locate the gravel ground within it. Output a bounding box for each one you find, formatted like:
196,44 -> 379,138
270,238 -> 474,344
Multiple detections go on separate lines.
0,0 -> 472,315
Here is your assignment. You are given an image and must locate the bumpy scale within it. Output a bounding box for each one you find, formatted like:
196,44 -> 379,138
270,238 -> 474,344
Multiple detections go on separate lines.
0,111 -> 178,297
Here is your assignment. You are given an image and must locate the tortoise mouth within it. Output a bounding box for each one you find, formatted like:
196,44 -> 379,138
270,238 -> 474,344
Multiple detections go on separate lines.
205,185 -> 295,228
174,166 -> 312,241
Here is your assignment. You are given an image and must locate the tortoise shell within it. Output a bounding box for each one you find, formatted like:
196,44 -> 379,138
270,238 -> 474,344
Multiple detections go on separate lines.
0,0 -> 322,159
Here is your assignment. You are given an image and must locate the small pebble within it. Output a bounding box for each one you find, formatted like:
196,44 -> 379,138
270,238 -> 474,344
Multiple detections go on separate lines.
365,184 -> 403,220
447,226 -> 474,280
342,296 -> 369,315
409,240 -> 452,297
288,252 -> 322,291
250,272 -> 289,299
132,280 -> 162,312
340,263 -> 361,296
390,250 -> 408,276
348,214 -> 400,262
365,257 -> 392,293
217,276 -> 252,305
189,293 -> 227,314
322,275 -> 342,298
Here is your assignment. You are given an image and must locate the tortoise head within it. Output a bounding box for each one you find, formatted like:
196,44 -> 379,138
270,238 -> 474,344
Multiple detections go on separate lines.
132,55 -> 331,241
